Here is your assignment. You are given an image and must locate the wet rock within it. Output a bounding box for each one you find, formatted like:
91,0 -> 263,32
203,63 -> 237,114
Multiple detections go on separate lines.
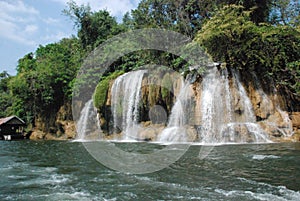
291,112 -> 300,128
30,129 -> 45,140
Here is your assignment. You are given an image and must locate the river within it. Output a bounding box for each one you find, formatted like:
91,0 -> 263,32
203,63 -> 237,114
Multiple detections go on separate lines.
1,141 -> 300,200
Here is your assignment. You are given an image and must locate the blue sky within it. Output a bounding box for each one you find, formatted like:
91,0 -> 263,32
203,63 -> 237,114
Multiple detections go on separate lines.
0,0 -> 140,75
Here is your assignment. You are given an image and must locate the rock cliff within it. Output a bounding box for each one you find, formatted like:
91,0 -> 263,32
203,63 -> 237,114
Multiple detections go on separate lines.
97,67 -> 299,142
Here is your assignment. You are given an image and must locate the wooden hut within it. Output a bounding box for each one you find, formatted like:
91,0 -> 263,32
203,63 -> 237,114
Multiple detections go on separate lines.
0,116 -> 26,140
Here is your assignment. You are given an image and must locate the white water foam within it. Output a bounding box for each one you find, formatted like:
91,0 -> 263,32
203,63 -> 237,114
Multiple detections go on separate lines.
111,70 -> 146,140
252,154 -> 281,160
76,99 -> 102,140
157,80 -> 194,142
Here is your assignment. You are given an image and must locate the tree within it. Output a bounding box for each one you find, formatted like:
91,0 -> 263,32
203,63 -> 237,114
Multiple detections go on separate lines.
131,0 -> 219,37
196,5 -> 300,97
219,0 -> 272,23
0,71 -> 13,117
63,0 -> 121,50
0,71 -> 10,92
9,37 -> 83,127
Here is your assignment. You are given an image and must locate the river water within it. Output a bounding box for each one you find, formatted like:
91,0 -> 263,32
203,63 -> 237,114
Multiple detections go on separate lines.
1,141 -> 300,200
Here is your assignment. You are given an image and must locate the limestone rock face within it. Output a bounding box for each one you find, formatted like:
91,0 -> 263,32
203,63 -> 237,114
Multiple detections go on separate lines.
248,84 -> 275,121
291,112 -> 300,140
30,129 -> 45,140
98,69 -> 299,142
138,123 -> 165,141
100,70 -> 183,134
30,103 -> 75,140
291,112 -> 300,128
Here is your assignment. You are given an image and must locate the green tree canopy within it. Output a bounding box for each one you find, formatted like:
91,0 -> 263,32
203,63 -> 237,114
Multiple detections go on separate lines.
9,37 -> 83,125
0,71 -> 13,117
63,0 -> 121,50
196,5 -> 300,97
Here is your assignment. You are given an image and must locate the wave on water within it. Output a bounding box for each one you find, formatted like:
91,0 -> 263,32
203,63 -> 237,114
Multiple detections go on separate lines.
216,177 -> 300,201
215,188 -> 300,201
72,139 -> 96,143
252,154 -> 281,160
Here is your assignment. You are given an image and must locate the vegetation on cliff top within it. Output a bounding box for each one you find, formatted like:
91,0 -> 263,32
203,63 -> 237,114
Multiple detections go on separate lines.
196,5 -> 300,98
0,0 -> 299,133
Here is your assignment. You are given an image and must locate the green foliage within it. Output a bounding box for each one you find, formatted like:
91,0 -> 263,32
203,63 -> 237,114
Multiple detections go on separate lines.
131,0 -> 219,37
284,61 -> 300,96
8,72 -> 33,120
93,71 -> 125,110
196,5 -> 254,65
130,0 -> 274,37
63,1 -> 122,50
16,53 -> 36,73
8,38 -> 83,124
196,5 -> 300,96
0,71 -> 13,117
0,71 -> 10,92
221,0 -> 272,23
2,0 -> 300,129
161,73 -> 172,99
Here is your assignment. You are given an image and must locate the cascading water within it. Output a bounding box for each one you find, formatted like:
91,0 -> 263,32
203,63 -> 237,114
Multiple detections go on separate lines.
76,66 -> 292,144
76,99 -> 101,140
111,70 -> 146,140
223,69 -> 233,123
199,67 -> 270,143
200,67 -> 232,143
232,71 -> 256,123
251,73 -> 293,137
220,70 -> 270,143
157,80 -> 194,142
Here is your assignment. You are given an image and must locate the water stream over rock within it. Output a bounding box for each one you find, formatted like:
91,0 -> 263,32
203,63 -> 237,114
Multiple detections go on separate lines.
76,99 -> 101,141
157,80 -> 194,142
77,66 -> 295,143
111,70 -> 146,140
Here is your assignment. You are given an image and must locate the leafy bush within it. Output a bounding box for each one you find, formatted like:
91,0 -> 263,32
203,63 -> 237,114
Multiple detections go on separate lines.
93,71 -> 125,109
196,5 -> 300,96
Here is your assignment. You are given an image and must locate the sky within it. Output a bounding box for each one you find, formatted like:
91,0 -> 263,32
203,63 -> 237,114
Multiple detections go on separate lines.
0,0 -> 141,75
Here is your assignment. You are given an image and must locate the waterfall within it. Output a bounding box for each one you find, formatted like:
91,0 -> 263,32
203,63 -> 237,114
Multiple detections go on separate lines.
200,67 -> 270,143
223,69 -> 233,123
221,70 -> 270,143
200,67 -> 231,143
157,80 -> 194,142
251,73 -> 293,137
232,71 -> 256,123
111,70 -> 146,140
77,66 -> 291,143
76,99 -> 101,140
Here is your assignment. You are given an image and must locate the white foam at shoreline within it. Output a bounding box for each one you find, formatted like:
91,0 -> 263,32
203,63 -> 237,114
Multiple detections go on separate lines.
72,139 -> 275,147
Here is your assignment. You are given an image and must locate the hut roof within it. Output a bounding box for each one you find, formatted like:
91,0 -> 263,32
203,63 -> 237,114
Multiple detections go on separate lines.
0,116 -> 25,126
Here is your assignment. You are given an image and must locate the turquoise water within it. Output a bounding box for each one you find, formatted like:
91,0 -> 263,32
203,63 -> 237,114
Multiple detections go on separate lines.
1,141 -> 300,200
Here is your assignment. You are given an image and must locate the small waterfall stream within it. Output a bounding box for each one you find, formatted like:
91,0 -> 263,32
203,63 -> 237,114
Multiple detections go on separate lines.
221,70 -> 270,143
200,67 -> 270,143
111,70 -> 146,140
200,67 -> 220,143
232,70 -> 256,123
76,65 -> 293,143
76,99 -> 101,140
157,80 -> 194,142
251,73 -> 293,137
200,67 -> 233,143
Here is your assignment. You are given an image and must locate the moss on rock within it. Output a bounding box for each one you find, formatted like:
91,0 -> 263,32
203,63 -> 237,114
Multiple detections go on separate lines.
93,71 -> 125,110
